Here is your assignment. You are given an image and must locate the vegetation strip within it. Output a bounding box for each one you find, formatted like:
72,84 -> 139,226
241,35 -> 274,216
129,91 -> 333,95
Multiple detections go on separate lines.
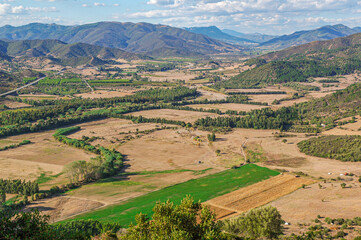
0,139 -> 31,151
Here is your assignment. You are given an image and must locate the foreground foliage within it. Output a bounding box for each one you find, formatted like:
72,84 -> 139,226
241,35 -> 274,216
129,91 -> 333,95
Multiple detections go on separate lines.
120,196 -> 228,240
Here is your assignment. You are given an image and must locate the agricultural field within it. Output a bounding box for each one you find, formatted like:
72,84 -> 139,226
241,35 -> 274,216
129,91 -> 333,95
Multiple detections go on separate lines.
2,48 -> 361,239
65,164 -> 279,225
206,174 -> 314,220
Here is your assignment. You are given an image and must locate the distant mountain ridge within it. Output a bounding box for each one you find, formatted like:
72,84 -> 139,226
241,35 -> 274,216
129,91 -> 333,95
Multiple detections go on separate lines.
214,31 -> 361,89
184,26 -> 256,45
259,31 -> 361,61
222,29 -> 277,43
0,22 -> 244,57
258,24 -> 361,50
0,39 -> 141,66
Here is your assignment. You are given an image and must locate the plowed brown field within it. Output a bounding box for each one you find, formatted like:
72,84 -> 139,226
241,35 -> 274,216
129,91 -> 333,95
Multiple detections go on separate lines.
206,174 -> 314,220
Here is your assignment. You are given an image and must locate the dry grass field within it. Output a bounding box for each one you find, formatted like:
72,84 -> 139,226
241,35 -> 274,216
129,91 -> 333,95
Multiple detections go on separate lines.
206,174 -> 314,220
0,99 -> 31,108
0,130 -> 96,181
195,88 -> 227,101
125,109 -> 220,123
270,181 -> 361,235
75,89 -> 134,99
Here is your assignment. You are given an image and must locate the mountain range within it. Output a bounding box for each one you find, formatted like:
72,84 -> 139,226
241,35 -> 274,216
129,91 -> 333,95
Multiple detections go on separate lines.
0,22 -> 360,60
258,24 -> 361,50
214,31 -> 361,89
0,22 -> 243,57
222,29 -> 277,43
184,26 -> 257,45
0,39 -> 141,66
259,31 -> 361,61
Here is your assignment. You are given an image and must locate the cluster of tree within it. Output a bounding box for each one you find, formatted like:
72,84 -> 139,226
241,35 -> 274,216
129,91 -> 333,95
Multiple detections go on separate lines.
0,111 -> 108,138
283,82 -> 320,91
98,66 -> 123,72
114,114 -> 188,127
298,135 -> 361,162
0,179 -> 39,196
221,206 -> 283,239
38,78 -> 83,86
207,132 -> 216,142
128,87 -> 197,103
194,107 -> 298,130
227,91 -> 287,95
136,63 -> 177,72
0,209 -> 120,240
214,58 -> 361,89
0,139 -> 31,151
53,127 -> 124,183
119,196 -> 229,240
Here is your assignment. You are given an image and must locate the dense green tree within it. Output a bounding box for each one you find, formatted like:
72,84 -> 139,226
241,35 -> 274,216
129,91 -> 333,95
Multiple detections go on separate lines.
120,196 -> 228,240
222,206 -> 283,239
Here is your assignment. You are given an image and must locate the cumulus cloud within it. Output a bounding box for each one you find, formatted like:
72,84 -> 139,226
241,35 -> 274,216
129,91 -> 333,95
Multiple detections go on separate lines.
0,3 -> 57,15
128,0 -> 361,34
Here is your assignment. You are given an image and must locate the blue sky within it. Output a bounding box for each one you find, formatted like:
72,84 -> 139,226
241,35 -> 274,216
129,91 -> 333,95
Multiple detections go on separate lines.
0,0 -> 360,35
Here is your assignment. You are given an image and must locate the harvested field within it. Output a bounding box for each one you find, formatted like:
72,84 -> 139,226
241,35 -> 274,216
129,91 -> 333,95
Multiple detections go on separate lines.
0,158 -> 62,181
187,103 -> 267,112
75,90 -> 134,99
0,130 -> 96,180
0,99 -> 31,109
17,94 -> 63,100
125,109 -> 220,123
116,128 -> 217,172
146,70 -> 198,82
67,118 -> 181,149
249,94 -> 290,105
206,174 -> 314,220
195,88 -> 227,101
24,196 -> 105,223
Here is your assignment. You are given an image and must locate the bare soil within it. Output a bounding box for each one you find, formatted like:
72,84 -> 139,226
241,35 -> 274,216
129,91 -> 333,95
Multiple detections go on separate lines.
24,196 -> 105,223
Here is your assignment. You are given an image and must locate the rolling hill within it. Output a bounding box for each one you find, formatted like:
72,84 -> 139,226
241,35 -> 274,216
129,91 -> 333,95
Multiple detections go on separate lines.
0,22 -> 244,57
0,39 -> 141,66
258,24 -> 361,50
184,26 -> 256,45
214,32 -> 361,89
259,32 -> 361,61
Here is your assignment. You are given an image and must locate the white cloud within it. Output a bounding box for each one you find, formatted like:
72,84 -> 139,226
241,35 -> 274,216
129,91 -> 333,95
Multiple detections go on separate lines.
0,3 -> 57,15
94,2 -> 105,7
126,0 -> 361,34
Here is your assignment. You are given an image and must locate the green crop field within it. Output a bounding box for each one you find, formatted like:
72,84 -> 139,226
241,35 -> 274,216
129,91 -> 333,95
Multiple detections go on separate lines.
65,164 -> 279,226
